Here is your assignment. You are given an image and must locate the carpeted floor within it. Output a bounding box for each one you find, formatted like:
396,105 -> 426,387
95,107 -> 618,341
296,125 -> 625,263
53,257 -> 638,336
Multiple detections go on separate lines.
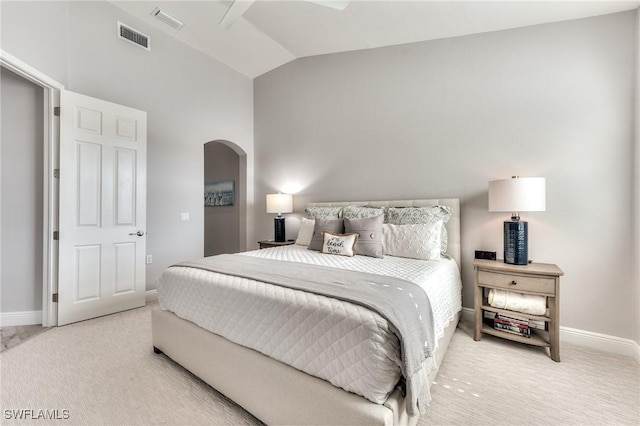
1,303 -> 638,425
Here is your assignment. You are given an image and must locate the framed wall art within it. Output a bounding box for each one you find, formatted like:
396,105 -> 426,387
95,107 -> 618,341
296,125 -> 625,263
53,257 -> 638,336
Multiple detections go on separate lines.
205,180 -> 235,207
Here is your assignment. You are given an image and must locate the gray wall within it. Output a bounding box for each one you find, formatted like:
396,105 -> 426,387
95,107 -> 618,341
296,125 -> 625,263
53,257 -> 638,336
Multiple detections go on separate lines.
0,68 -> 44,312
634,8 -> 640,345
1,1 -> 255,305
255,11 -> 638,340
204,142 -> 241,256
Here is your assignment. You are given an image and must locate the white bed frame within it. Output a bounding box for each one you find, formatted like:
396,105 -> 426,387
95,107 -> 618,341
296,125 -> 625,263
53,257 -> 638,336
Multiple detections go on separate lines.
152,198 -> 461,425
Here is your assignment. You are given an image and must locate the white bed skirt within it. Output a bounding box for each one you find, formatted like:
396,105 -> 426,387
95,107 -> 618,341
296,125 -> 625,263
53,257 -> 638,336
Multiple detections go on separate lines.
152,308 -> 460,426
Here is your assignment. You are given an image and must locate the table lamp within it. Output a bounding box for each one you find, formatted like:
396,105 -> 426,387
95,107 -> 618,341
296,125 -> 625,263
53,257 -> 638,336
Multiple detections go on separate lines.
266,193 -> 293,242
488,176 -> 545,265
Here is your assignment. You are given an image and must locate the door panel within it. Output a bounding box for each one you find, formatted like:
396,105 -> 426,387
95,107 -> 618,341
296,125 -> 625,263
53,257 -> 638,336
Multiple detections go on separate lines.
114,242 -> 136,294
77,141 -> 102,226
58,90 -> 146,326
115,148 -> 136,225
75,245 -> 101,301
76,107 -> 102,134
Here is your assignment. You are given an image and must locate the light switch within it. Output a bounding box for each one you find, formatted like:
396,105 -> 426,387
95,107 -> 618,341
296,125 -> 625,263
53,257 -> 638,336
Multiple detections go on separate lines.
180,212 -> 190,222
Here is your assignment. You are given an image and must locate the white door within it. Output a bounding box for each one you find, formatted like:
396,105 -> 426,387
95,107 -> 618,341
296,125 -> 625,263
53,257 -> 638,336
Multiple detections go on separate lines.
58,90 -> 146,326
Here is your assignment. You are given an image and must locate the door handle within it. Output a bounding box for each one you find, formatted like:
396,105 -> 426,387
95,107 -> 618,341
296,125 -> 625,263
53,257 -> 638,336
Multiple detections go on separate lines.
129,230 -> 145,237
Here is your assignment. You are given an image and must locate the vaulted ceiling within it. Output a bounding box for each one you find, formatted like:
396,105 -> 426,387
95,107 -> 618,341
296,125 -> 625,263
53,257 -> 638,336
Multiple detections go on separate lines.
112,1 -> 639,78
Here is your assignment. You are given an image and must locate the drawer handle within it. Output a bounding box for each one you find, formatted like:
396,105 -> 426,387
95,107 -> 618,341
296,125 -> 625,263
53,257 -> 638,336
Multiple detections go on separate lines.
510,280 -> 517,286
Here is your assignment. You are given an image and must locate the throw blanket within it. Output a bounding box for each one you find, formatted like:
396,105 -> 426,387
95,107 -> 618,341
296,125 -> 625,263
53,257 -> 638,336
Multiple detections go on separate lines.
488,288 -> 547,315
176,254 -> 436,415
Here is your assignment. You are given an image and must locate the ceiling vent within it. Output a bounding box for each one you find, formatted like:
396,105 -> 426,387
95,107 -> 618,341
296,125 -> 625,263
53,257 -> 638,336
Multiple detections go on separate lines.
118,21 -> 150,51
151,7 -> 184,30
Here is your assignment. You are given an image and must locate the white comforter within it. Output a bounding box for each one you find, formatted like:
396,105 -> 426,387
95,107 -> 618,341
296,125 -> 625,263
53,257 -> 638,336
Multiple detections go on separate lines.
158,245 -> 461,405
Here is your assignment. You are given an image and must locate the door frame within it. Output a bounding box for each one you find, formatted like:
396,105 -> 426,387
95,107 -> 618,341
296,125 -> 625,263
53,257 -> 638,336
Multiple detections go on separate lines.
1,50 -> 64,327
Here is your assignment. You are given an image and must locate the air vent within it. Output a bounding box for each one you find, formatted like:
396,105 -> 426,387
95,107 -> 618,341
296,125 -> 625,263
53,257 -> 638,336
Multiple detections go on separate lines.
151,7 -> 184,30
118,21 -> 150,51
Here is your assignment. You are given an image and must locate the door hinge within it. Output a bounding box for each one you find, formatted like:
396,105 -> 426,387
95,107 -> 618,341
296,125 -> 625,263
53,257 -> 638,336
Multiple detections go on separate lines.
54,107 -> 60,116
53,169 -> 60,179
53,231 -> 59,240
52,293 -> 58,303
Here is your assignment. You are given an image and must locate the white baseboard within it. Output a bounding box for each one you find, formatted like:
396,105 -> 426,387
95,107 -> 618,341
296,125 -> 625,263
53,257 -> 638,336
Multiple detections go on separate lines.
2,290 -> 158,327
0,310 -> 43,326
461,307 -> 640,363
145,289 -> 158,303
560,325 -> 640,362
461,306 -> 475,324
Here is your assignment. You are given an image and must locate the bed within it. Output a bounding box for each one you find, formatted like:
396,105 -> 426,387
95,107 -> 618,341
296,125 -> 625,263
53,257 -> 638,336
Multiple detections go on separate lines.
152,198 -> 461,425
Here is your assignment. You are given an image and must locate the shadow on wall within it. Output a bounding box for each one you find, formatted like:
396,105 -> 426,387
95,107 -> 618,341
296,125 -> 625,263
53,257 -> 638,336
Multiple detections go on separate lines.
204,140 -> 247,256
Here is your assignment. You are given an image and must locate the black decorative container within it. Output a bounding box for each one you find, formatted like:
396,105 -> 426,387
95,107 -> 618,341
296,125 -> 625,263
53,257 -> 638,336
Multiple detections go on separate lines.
504,221 -> 528,265
274,216 -> 286,242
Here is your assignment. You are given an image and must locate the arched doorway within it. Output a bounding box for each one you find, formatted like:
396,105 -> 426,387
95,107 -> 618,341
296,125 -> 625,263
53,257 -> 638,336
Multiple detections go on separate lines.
203,140 -> 247,256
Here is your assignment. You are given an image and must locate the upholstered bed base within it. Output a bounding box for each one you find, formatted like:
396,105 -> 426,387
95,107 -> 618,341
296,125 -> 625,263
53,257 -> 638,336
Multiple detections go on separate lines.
152,308 -> 460,425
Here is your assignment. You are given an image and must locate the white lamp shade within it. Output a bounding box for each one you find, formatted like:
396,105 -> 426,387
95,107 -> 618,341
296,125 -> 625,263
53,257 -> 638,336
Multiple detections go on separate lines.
488,177 -> 546,212
266,193 -> 293,214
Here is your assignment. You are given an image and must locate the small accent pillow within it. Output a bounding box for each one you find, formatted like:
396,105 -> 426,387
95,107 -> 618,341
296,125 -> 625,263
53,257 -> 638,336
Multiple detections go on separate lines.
304,206 -> 343,220
343,205 -> 385,219
308,218 -> 345,251
344,215 -> 384,258
295,217 -> 315,246
382,221 -> 443,260
321,232 -> 358,257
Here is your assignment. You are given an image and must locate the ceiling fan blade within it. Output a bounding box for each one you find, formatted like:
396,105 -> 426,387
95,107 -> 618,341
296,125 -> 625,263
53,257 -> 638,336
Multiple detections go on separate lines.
306,0 -> 350,11
220,0 -> 256,30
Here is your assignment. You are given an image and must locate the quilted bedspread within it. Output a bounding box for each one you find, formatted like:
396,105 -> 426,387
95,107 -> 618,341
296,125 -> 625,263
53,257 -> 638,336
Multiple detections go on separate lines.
158,245 -> 461,406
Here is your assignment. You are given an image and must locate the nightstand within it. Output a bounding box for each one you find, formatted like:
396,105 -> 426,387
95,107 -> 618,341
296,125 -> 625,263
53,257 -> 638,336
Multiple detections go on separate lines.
473,259 -> 564,362
258,240 -> 295,249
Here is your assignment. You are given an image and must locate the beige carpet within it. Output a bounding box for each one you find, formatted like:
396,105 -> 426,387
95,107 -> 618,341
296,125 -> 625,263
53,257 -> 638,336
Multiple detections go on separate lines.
1,303 -> 638,425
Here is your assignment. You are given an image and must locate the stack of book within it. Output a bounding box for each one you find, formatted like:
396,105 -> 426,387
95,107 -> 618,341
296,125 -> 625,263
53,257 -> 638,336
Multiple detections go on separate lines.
484,311 -> 545,330
492,313 -> 531,338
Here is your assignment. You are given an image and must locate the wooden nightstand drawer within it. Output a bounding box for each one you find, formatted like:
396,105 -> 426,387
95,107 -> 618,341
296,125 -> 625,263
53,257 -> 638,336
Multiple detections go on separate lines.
478,270 -> 556,295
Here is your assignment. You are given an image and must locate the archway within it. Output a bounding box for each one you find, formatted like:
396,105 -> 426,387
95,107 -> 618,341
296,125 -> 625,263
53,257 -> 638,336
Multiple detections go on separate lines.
203,140 -> 247,256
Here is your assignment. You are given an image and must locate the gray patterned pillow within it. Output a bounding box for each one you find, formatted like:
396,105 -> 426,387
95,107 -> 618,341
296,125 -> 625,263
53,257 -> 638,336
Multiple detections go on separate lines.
384,206 -> 452,254
343,205 -> 385,219
344,215 -> 384,258
308,218 -> 345,251
304,206 -> 343,220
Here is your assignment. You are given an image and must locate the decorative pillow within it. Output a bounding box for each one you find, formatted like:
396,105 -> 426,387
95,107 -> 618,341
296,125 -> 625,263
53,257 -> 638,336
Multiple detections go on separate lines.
384,206 -> 452,254
295,217 -> 315,246
382,221 -> 443,260
321,232 -> 358,257
343,205 -> 385,219
304,206 -> 343,220
344,215 -> 384,258
308,218 -> 345,251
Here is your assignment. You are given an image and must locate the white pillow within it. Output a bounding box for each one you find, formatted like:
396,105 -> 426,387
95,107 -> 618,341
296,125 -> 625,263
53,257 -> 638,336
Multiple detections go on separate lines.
382,221 -> 442,260
321,232 -> 358,257
295,217 -> 315,246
